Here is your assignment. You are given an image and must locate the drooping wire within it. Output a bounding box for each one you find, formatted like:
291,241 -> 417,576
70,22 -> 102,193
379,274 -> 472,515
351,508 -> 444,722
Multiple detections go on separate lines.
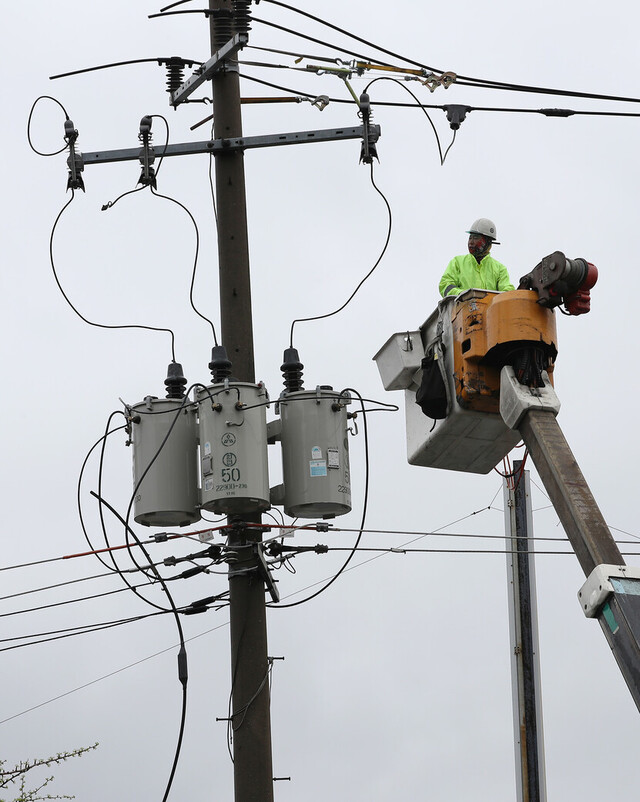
90,493 -> 189,802
49,192 -> 178,360
149,187 -> 219,345
365,76 -> 445,164
288,162 -> 392,348
77,420 -> 128,573
27,96 -> 70,156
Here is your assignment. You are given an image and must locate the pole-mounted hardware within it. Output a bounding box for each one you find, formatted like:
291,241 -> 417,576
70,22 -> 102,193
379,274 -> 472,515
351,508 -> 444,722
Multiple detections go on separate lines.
64,119 -> 85,191
170,32 -> 248,107
76,125 -> 381,169
137,115 -> 157,188
359,92 -> 378,164
443,104 -> 471,130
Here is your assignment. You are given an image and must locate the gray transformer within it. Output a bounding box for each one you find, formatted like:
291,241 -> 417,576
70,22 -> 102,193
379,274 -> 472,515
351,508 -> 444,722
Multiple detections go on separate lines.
276,388 -> 351,518
131,397 -> 201,527
197,382 -> 271,514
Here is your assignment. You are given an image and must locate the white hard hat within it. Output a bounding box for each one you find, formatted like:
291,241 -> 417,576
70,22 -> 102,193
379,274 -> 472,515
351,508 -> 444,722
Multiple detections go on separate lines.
466,218 -> 500,244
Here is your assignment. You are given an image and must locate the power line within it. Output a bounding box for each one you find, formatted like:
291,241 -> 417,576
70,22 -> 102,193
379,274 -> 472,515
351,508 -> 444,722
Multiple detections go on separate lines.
257,0 -> 640,104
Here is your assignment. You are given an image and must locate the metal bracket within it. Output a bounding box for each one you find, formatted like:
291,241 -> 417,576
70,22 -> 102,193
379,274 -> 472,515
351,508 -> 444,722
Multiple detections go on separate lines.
499,365 -> 561,430
255,545 -> 280,603
79,125 -> 381,166
578,564 -> 640,618
170,33 -> 248,107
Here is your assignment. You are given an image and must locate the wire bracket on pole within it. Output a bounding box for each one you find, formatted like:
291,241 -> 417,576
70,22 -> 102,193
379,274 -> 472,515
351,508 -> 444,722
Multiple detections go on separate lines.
255,544 -> 280,603
170,33 -> 248,107
78,125 -> 382,166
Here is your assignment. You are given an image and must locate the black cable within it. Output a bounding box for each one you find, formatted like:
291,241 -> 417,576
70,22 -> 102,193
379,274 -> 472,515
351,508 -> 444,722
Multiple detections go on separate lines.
77,420 -> 128,574
120,390 -> 196,579
0,620 -> 231,727
239,73 -> 640,121
0,580 -> 159,620
27,96 -> 70,157
96,412 -> 129,576
49,192 -> 178,360
0,570 -> 119,603
89,493 -> 189,802
258,0 -> 640,105
0,611 -> 170,645
365,75 -> 444,163
0,611 -> 169,654
49,57 -> 202,81
288,162 -> 392,347
268,387 -> 370,608
150,187 -> 219,345
251,16 -> 395,67
149,114 -> 171,178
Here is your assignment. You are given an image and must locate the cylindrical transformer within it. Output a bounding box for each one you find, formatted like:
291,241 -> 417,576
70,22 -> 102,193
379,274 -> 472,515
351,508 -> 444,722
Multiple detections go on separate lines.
197,382 -> 270,514
279,388 -> 352,518
131,396 -> 200,526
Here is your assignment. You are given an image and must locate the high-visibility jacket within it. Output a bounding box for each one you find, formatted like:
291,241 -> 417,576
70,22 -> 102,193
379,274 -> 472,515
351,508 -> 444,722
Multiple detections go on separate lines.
439,253 -> 514,297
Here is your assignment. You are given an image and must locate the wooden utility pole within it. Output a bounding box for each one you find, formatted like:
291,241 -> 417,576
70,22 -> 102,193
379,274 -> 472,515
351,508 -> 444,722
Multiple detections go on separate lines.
208,3 -> 274,800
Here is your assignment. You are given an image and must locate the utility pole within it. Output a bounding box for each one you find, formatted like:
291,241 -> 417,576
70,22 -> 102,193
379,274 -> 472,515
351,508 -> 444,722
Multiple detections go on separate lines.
54,7 -> 378,794
504,464 -> 547,802
208,2 -> 274,801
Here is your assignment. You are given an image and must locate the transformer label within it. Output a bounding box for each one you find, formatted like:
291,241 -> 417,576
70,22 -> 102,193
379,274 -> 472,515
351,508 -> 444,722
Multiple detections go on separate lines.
327,448 -> 339,469
221,432 -> 236,447
311,446 -> 322,460
204,441 -> 212,456
310,460 -> 327,477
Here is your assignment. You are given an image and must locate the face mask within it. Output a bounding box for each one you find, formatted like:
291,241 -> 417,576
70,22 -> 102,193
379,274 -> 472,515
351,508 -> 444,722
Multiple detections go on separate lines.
468,234 -> 490,259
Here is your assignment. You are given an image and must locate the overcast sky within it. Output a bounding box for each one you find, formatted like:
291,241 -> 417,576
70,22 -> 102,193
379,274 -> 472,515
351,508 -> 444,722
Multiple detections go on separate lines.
2,1 -> 640,800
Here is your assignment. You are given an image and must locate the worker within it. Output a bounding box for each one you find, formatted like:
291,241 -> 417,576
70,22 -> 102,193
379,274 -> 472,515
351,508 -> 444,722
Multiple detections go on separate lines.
439,218 -> 514,297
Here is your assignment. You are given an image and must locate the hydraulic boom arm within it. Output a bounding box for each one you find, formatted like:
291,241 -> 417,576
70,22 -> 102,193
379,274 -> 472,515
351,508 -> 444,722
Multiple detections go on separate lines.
500,368 -> 640,710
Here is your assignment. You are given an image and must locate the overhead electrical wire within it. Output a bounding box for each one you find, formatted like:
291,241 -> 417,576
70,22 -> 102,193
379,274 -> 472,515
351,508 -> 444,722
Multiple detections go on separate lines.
27,96 -> 70,156
0,611 -> 169,654
150,187 -> 219,345
49,192 -> 178,361
0,619 -> 231,726
256,0 -> 640,105
288,162 -> 392,348
0,580 -> 160,621
239,72 -> 640,123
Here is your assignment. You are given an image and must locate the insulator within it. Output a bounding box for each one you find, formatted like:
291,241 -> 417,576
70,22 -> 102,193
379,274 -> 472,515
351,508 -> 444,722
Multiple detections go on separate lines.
233,0 -> 252,33
165,57 -> 186,94
211,9 -> 234,47
165,362 -> 188,399
280,348 -> 304,393
209,345 -> 232,383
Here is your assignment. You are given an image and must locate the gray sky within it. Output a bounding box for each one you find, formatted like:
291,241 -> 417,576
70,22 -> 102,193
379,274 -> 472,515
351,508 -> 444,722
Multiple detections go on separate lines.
2,1 -> 640,800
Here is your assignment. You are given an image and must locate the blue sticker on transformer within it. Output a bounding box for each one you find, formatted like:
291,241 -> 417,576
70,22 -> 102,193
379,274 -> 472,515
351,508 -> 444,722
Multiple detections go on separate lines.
310,460 -> 327,477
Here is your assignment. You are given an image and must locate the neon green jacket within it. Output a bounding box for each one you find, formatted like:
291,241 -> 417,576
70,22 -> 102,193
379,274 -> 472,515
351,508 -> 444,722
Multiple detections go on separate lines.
439,253 -> 515,297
